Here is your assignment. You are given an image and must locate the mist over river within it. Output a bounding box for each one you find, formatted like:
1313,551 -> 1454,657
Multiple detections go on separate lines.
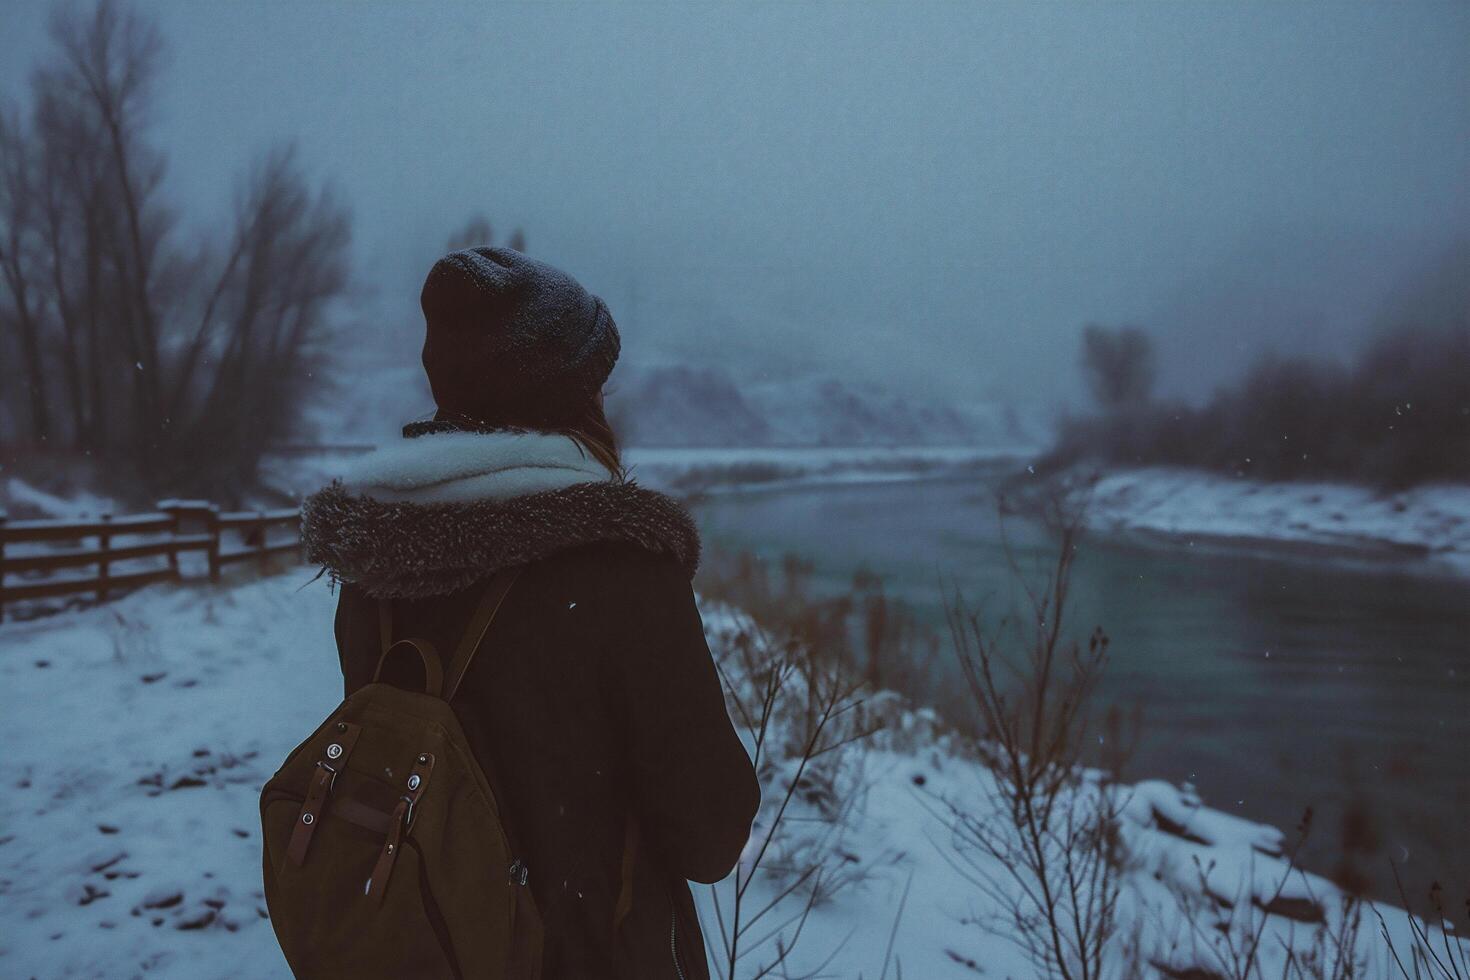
691,471 -> 1470,905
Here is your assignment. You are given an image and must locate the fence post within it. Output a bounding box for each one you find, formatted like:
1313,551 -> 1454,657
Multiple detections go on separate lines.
256,511 -> 269,575
207,506 -> 221,582
159,502 -> 182,583
0,510 -> 8,623
97,513 -> 113,603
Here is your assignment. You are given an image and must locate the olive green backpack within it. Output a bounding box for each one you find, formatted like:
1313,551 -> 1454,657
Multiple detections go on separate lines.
260,567 -> 543,979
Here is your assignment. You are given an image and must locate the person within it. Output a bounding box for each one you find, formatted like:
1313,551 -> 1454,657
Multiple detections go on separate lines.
301,246 -> 760,979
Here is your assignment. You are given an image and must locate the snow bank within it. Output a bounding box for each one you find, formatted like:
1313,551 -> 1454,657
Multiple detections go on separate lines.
626,445 -> 1032,496
1083,467 -> 1470,575
0,575 -> 1456,977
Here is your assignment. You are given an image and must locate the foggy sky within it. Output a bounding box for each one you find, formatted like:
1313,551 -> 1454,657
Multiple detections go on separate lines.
3,0 -> 1467,408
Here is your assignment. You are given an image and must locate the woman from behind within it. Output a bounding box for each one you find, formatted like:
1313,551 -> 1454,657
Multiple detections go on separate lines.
302,246 -> 760,979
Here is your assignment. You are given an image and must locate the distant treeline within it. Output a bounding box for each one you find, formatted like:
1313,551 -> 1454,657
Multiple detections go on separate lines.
1044,251 -> 1470,488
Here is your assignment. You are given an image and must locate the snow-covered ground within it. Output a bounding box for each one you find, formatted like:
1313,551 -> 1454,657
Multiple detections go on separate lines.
1081,467 -> 1470,576
1,572 -> 1456,978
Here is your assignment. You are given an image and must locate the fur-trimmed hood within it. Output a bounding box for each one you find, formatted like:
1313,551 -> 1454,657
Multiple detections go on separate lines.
302,430 -> 699,598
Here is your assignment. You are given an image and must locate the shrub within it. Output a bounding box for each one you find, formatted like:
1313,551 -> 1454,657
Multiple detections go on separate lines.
1046,320 -> 1469,488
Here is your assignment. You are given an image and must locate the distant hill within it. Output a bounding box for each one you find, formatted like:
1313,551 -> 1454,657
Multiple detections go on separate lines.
310,353 -> 1031,449
609,365 -> 774,447
614,364 -> 1028,447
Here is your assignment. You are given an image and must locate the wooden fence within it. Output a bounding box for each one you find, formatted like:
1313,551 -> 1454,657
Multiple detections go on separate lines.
0,501 -> 302,621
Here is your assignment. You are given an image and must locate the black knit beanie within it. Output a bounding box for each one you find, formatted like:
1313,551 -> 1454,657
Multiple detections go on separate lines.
418,247 -> 621,431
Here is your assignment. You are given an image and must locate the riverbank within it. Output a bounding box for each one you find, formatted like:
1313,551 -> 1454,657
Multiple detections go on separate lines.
625,444 -> 1033,496
1074,466 -> 1470,576
626,449 -> 1470,580
15,444 -> 1469,582
1,571 -> 1459,977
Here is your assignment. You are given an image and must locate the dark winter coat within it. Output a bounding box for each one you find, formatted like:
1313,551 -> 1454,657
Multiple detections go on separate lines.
303,431 -> 760,979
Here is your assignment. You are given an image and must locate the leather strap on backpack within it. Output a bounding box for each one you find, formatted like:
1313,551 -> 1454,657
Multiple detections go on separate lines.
372,568 -> 520,704
287,721 -> 363,866
372,637 -> 446,698
365,751 -> 435,905
375,597 -> 454,699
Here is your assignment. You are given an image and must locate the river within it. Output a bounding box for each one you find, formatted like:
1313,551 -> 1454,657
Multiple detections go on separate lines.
690,469 -> 1470,907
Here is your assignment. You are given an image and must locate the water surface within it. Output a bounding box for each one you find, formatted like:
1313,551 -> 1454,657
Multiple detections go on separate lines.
693,472 -> 1470,906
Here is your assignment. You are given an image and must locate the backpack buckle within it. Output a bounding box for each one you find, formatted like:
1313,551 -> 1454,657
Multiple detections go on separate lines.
315,760 -> 339,792
398,752 -> 434,831
509,859 -> 529,886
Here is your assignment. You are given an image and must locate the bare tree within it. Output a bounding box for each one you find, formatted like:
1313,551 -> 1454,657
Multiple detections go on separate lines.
444,213 -> 526,254
446,213 -> 492,252
161,145 -> 350,490
31,36 -> 126,451
1080,324 -> 1155,411
46,0 -> 171,455
0,0 -> 351,496
0,103 -> 52,443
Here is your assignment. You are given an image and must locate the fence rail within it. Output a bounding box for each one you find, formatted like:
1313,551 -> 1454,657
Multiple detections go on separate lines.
0,500 -> 303,620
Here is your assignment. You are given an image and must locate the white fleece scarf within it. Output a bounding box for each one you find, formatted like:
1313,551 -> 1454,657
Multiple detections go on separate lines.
340,430 -> 613,505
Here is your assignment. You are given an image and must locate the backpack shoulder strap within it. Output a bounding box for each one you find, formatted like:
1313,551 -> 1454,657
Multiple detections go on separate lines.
378,598 -> 393,657
442,565 -> 523,702
374,598 -> 447,697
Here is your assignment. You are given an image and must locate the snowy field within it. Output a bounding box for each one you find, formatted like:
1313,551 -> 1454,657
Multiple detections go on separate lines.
1082,467 -> 1470,576
1,571 -> 1458,978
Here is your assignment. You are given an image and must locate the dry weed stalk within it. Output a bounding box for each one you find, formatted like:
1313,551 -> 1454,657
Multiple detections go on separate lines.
931,497 -> 1134,980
